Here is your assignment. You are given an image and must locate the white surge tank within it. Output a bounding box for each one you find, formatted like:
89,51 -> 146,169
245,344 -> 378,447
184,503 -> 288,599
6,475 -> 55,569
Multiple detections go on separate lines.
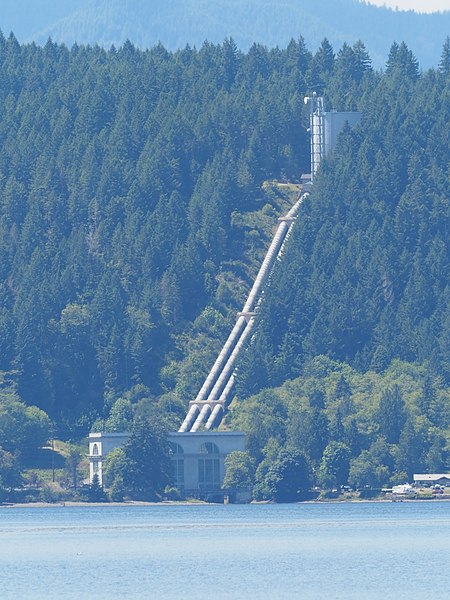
324,111 -> 361,156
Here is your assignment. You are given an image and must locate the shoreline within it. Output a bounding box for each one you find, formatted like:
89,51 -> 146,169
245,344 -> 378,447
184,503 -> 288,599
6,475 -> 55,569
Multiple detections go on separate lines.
2,496 -> 450,508
0,500 -> 208,508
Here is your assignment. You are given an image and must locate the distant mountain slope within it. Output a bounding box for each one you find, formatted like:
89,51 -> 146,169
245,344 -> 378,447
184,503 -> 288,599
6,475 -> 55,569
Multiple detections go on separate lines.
0,1 -> 89,40
0,0 -> 449,67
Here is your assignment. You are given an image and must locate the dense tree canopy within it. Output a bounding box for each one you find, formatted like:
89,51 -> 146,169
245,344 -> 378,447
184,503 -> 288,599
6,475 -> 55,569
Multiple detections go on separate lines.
0,34 -> 310,435
230,357 -> 450,491
0,385 -> 50,456
103,417 -> 171,500
237,41 -> 450,396
222,450 -> 256,491
0,447 -> 22,501
1,0 -> 449,68
0,34 -> 448,501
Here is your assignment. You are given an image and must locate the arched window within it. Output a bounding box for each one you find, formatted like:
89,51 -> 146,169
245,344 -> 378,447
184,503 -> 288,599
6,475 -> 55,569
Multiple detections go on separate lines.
92,443 -> 99,456
199,442 -> 219,455
168,442 -> 184,455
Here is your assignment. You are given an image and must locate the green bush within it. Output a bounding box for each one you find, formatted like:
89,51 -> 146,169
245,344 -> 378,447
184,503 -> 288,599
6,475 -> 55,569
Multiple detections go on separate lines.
40,482 -> 66,503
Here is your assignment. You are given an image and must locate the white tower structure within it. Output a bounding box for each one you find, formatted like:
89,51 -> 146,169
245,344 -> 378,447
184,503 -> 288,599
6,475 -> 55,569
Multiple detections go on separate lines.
304,93 -> 325,183
304,95 -> 361,183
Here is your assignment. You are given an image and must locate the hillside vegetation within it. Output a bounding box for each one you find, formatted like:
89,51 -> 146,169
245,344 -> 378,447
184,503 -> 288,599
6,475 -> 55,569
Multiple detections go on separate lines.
229,357 -> 450,495
238,40 -> 450,398
0,34 -> 449,496
0,33 -> 310,435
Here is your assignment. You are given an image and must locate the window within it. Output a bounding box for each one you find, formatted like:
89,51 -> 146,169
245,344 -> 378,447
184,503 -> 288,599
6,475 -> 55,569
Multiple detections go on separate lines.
199,442 -> 219,455
198,457 -> 220,490
92,443 -> 99,456
168,442 -> 184,455
169,443 -> 184,490
198,442 -> 220,490
93,460 -> 99,474
173,459 -> 185,487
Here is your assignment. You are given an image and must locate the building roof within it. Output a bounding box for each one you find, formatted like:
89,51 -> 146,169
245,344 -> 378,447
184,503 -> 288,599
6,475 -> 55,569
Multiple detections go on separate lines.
413,474 -> 450,481
89,431 -> 131,439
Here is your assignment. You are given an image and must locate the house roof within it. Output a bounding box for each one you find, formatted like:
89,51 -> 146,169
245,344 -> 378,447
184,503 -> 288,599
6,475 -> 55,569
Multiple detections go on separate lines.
413,474 -> 450,481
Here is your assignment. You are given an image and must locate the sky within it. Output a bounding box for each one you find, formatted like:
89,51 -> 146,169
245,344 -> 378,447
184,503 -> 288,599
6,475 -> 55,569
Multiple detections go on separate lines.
365,0 -> 450,12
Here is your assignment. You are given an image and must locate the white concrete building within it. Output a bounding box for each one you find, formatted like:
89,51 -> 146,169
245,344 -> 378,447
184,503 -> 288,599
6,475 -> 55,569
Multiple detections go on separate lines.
89,432 -> 129,485
88,430 -> 246,498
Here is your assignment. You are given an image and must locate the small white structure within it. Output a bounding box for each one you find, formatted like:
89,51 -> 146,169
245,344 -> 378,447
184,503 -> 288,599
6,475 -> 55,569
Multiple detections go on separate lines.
88,430 -> 246,497
413,474 -> 450,486
88,432 -> 129,485
392,484 -> 415,495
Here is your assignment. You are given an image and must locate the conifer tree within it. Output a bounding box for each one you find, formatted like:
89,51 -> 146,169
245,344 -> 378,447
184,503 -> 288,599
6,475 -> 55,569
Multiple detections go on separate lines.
439,37 -> 450,74
377,386 -> 406,444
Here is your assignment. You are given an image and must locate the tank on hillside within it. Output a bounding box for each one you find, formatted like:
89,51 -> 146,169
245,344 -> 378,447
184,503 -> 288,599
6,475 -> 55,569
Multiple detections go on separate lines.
324,110 -> 361,156
304,95 -> 361,182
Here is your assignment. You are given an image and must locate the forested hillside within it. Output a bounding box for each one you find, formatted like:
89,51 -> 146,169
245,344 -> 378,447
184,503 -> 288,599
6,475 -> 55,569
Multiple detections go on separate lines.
237,41 -> 450,398
0,32 -> 448,460
221,39 -> 450,496
229,358 -> 450,494
1,0 -> 450,68
0,33 -> 310,435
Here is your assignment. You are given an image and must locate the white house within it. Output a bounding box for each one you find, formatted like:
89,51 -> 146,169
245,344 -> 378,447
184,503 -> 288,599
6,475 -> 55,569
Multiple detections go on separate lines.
88,430 -> 246,498
413,474 -> 450,487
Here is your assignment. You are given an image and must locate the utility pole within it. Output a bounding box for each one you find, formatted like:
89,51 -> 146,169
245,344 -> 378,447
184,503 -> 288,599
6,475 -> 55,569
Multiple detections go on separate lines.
50,422 -> 56,483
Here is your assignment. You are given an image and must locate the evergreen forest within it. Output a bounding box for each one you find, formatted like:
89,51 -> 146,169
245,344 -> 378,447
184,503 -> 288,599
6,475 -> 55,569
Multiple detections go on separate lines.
0,32 -> 449,499
2,0 -> 450,68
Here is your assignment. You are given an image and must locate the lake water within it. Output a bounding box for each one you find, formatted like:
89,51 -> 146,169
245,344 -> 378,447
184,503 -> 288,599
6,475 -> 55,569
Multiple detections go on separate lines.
1,501 -> 450,599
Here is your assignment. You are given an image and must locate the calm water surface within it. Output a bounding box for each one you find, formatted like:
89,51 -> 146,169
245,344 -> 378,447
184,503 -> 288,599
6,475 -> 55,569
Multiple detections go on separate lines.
1,501 -> 450,599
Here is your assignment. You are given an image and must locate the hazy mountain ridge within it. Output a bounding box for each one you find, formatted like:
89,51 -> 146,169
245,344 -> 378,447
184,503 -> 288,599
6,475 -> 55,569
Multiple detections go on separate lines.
0,0 -> 449,67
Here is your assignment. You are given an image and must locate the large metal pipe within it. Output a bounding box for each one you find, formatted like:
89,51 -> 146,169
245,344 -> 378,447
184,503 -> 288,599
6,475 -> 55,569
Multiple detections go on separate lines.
178,404 -> 200,433
192,194 -> 305,407
241,193 -> 305,314
180,191 -> 308,432
205,194 -> 307,417
193,316 -> 247,403
193,208 -> 297,405
206,318 -> 255,402
241,223 -> 289,314
206,197 -> 305,403
190,403 -> 212,433
218,373 -> 235,406
204,404 -> 223,430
